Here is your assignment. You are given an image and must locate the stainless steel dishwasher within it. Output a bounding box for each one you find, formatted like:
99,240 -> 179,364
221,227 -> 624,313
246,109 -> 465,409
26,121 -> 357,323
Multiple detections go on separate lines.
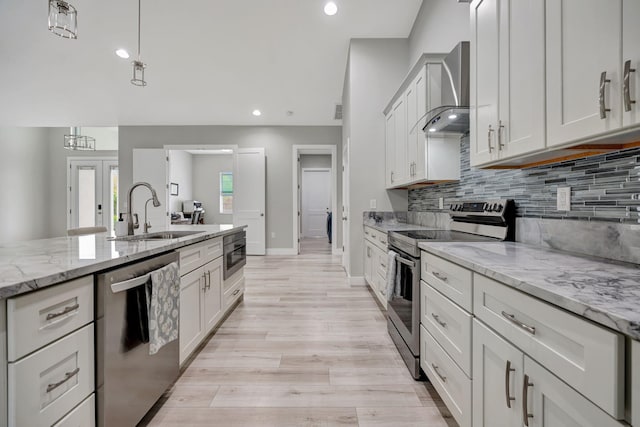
96,251 -> 179,427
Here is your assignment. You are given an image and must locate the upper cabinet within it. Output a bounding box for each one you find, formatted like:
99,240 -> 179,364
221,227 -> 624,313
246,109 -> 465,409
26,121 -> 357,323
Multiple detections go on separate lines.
470,0 -> 546,167
471,0 -> 640,168
385,55 -> 460,189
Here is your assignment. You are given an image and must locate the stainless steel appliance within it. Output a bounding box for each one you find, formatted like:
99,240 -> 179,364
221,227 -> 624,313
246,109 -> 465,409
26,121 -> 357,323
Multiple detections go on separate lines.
96,251 -> 180,427
223,229 -> 247,279
387,199 -> 515,379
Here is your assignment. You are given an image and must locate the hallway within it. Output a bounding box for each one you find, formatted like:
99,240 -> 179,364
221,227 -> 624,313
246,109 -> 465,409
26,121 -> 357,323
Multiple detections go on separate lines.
144,251 -> 454,426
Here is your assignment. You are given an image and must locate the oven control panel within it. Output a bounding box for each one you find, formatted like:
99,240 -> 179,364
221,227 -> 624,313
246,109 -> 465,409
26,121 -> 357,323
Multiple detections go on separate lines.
448,199 -> 513,216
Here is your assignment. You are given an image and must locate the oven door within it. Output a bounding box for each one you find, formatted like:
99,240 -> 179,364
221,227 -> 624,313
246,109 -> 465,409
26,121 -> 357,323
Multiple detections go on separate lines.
224,239 -> 246,280
387,250 -> 420,355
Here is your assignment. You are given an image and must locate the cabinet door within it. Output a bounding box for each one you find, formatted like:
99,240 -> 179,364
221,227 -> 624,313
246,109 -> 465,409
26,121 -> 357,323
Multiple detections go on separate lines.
498,0 -> 546,160
413,66 -> 429,180
623,0 -> 640,127
203,257 -> 223,334
363,240 -> 373,286
632,339 -> 640,427
406,81 -> 418,184
525,356 -> 623,427
393,98 -> 408,185
470,0 -> 500,166
385,112 -> 395,188
473,320 -> 522,427
546,0 -> 622,146
179,267 -> 204,365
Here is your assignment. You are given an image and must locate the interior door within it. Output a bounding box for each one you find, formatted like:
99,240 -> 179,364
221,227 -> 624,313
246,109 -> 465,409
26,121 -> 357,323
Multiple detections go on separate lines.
233,148 -> 266,255
132,149 -> 169,233
69,158 -> 118,235
342,138 -> 350,272
301,169 -> 331,238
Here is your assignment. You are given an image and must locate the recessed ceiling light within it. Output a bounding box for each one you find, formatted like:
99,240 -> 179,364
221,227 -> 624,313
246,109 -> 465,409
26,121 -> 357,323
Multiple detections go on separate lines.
252,109 -> 262,117
429,128 -> 437,133
324,1 -> 338,16
448,114 -> 458,120
115,49 -> 130,59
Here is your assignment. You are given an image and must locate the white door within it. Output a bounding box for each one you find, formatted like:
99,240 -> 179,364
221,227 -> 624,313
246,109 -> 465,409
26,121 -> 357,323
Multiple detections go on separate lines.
342,138 -> 350,271
546,0 -> 622,147
233,148 -> 266,255
132,149 -> 169,233
301,169 -> 331,238
68,159 -> 118,235
623,0 -> 640,127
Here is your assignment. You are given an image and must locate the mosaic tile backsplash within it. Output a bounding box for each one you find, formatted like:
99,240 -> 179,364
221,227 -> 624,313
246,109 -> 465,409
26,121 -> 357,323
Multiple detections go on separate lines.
408,136 -> 640,223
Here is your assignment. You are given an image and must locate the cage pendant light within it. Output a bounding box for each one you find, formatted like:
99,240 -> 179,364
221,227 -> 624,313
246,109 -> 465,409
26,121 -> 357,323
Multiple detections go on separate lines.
64,127 -> 95,151
48,0 -> 78,39
131,0 -> 147,87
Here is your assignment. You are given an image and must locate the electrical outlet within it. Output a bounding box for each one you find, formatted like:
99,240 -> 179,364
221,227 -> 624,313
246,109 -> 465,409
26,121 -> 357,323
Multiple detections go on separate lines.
557,187 -> 571,211
271,232 -> 276,239
370,199 -> 377,209
438,198 -> 444,209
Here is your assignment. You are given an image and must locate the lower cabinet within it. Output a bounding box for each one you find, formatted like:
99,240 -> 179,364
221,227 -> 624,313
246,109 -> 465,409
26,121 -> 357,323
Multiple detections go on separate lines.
633,340 -> 640,426
363,227 -> 388,309
52,394 -> 95,427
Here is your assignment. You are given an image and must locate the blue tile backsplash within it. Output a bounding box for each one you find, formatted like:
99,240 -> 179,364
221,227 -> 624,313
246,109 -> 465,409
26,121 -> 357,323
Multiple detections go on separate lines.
408,136 -> 640,223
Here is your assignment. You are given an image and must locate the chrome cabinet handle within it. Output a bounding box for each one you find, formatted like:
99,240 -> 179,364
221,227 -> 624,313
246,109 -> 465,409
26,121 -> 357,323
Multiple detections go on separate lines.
202,272 -> 208,291
498,120 -> 505,150
432,271 -> 448,282
600,71 -> 611,119
505,360 -> 516,408
431,363 -> 447,382
207,271 -> 212,290
47,368 -> 80,393
233,289 -> 240,296
46,303 -> 80,321
624,60 -> 636,112
431,313 -> 447,328
487,125 -> 495,152
523,374 -> 534,426
501,311 -> 536,335
390,171 -> 394,183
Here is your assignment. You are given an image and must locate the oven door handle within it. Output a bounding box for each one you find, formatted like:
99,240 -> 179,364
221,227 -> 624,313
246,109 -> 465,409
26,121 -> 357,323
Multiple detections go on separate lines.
395,256 -> 416,268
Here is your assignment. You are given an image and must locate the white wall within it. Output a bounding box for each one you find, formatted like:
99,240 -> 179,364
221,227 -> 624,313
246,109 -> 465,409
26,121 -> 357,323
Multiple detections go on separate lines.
168,150 -> 194,214
408,0 -> 470,65
300,154 -> 331,169
119,126 -> 342,250
192,154 -> 234,225
343,39 -> 410,277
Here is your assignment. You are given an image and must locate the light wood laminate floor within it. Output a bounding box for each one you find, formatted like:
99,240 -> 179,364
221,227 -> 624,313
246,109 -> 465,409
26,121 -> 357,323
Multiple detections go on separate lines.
142,251 -> 456,426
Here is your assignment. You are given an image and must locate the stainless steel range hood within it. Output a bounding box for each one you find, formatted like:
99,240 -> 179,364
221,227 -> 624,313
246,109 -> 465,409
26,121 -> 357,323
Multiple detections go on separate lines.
423,41 -> 470,136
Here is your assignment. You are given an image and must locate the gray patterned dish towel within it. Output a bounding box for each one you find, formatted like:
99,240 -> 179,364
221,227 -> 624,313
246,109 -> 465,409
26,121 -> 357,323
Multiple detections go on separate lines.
146,261 -> 180,355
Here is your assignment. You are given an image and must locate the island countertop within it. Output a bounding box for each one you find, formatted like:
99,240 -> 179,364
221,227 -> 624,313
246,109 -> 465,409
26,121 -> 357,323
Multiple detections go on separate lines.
418,241 -> 640,341
0,224 -> 245,300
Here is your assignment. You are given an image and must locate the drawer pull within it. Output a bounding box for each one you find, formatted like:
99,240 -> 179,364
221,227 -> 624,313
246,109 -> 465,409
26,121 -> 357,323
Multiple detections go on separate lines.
431,363 -> 447,382
46,367 -> 80,393
46,303 -> 80,321
432,271 -> 448,282
233,289 -> 240,296
523,374 -> 534,426
431,313 -> 447,328
505,360 -> 516,408
501,311 -> 536,335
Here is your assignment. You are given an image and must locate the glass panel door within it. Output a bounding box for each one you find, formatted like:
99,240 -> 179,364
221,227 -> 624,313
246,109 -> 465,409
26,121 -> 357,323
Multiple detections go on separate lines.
69,158 -> 118,235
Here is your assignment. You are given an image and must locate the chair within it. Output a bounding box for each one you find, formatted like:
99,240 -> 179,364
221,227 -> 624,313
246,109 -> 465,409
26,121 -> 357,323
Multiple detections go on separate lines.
67,226 -> 108,236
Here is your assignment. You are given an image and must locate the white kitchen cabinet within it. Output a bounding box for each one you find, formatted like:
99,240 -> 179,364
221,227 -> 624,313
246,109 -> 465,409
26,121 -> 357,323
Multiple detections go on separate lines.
0,303 -> 6,427
473,320 -> 523,427
363,226 -> 388,309
406,66 -> 426,183
470,0 -> 545,167
546,0 -> 623,147
203,257 -> 223,334
179,266 -> 205,365
632,339 -> 640,426
392,97 -> 408,186
623,0 -> 640,128
385,112 -> 395,188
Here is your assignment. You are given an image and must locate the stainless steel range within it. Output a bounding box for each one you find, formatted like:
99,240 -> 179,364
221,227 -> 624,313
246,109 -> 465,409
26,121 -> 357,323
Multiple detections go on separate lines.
387,199 -> 515,379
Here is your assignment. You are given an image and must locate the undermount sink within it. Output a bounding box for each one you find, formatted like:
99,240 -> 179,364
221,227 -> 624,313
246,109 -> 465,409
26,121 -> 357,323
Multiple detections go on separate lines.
109,231 -> 202,241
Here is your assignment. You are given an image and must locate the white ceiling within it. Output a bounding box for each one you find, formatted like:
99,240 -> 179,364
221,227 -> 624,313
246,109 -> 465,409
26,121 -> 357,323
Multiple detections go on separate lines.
0,0 -> 422,127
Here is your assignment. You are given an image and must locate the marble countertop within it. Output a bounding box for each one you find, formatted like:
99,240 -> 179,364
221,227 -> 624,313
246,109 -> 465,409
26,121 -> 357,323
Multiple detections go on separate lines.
364,222 -> 438,233
418,241 -> 640,340
0,224 -> 245,300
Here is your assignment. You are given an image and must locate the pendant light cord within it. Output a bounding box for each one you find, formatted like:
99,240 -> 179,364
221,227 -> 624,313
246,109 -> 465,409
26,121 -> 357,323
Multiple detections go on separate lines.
137,0 -> 141,60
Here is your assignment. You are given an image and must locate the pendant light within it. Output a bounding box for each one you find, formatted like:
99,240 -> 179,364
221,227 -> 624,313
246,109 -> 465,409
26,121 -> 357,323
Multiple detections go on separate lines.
64,127 -> 95,150
131,0 -> 147,87
48,0 -> 78,39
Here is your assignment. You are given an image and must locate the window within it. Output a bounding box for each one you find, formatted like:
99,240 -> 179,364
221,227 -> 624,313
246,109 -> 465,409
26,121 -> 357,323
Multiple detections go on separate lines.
220,172 -> 233,214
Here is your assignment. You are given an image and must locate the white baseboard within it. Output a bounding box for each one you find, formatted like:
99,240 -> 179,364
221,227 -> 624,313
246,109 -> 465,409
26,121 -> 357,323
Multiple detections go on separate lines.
349,276 -> 366,286
265,248 -> 298,256
332,247 -> 343,256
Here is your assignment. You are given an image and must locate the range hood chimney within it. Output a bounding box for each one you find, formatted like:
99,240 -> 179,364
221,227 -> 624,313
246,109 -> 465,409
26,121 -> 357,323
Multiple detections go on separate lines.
423,41 -> 470,136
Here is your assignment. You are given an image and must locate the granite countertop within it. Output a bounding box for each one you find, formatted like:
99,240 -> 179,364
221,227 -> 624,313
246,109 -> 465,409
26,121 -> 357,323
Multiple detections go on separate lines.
418,241 -> 640,340
0,224 -> 245,300
364,222 -> 439,233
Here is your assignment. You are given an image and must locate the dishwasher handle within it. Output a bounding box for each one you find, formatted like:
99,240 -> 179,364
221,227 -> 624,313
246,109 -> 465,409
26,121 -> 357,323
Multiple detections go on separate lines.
110,273 -> 152,293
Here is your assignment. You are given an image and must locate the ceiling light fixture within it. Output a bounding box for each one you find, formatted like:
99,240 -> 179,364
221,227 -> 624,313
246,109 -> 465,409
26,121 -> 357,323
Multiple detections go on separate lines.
429,128 -> 437,133
448,114 -> 458,120
64,127 -> 95,150
48,0 -> 77,39
115,49 -> 130,59
324,1 -> 338,16
252,109 -> 262,116
131,0 -> 147,87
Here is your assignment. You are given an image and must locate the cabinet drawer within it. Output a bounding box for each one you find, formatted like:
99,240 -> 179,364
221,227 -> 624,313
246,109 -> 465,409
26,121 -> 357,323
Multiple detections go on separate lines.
52,393 -> 95,427
421,282 -> 472,376
421,252 -> 473,311
178,243 -> 204,276
375,250 -> 388,279
7,276 -> 93,362
377,232 -> 388,247
474,274 -> 624,419
420,325 -> 471,427
201,237 -> 223,264
224,276 -> 245,309
8,324 -> 94,427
